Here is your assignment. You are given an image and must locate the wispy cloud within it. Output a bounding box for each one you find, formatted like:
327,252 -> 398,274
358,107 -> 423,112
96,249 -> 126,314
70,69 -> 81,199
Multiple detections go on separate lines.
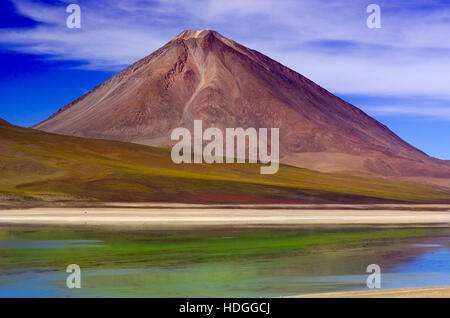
366,106 -> 450,119
1,0 -> 450,101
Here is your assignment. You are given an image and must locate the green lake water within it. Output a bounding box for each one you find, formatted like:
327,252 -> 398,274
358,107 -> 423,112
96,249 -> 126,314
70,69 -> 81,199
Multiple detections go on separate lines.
0,224 -> 449,297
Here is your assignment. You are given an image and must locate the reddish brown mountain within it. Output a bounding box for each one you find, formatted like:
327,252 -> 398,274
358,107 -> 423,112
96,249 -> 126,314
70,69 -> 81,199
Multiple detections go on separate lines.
34,30 -> 450,188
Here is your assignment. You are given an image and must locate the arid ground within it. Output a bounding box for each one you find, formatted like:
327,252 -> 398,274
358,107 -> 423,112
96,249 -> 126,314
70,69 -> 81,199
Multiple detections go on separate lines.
288,286 -> 450,298
1,204 -> 450,226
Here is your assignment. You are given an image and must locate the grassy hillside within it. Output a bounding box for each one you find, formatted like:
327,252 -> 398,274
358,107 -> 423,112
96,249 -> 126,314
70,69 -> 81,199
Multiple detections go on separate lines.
1,121 -> 450,204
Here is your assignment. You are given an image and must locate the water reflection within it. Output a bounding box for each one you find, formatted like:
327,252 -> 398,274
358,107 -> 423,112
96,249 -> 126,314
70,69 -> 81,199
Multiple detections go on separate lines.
0,225 -> 448,297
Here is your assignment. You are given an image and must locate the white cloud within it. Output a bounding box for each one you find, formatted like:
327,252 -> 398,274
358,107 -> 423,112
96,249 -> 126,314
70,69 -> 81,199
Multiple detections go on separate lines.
365,106 -> 450,120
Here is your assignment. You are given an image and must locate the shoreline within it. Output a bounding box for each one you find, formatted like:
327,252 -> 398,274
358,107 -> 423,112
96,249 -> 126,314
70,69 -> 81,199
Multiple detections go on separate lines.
3,202 -> 450,210
285,286 -> 450,298
0,206 -> 450,226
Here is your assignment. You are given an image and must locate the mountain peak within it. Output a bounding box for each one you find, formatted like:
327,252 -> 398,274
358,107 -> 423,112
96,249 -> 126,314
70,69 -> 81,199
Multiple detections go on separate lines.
175,29 -> 221,41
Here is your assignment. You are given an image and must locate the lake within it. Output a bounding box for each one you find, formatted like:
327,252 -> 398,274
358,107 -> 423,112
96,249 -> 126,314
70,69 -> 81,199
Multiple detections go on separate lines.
0,224 -> 449,297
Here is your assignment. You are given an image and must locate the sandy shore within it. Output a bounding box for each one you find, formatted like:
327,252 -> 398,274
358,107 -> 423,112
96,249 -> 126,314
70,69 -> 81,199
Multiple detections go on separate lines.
287,286 -> 450,298
0,205 -> 450,226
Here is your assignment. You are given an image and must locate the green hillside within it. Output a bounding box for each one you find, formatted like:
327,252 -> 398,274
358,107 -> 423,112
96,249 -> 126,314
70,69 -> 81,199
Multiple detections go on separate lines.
1,121 -> 450,204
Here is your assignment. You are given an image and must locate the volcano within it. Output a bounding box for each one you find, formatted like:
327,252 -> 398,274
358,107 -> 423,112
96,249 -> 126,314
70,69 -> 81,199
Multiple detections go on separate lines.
34,30 -> 450,187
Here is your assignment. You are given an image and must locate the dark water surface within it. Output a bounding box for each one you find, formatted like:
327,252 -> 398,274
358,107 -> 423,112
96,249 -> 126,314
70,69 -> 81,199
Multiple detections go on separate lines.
0,224 -> 449,297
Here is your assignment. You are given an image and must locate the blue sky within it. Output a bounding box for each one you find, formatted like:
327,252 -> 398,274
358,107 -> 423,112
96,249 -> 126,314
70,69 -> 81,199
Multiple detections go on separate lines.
1,0 -> 450,159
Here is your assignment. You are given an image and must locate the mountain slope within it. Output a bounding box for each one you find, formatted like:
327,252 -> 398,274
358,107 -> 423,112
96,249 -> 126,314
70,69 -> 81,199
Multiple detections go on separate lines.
0,118 -> 11,126
33,30 -> 450,186
2,120 -> 450,203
